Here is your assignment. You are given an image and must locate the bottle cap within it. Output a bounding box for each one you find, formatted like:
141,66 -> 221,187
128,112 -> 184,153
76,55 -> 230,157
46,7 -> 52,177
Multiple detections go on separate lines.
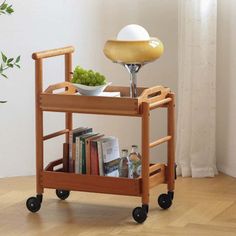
122,149 -> 128,152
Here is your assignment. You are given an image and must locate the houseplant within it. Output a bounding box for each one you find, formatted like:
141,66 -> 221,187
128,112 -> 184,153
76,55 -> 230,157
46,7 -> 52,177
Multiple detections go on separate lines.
0,0 -> 20,103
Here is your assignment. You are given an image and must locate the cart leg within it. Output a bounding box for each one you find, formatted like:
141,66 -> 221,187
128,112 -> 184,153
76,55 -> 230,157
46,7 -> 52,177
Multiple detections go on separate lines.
65,52 -> 73,144
65,53 -> 73,172
35,107 -> 44,197
132,102 -> 150,224
141,102 -> 150,209
35,59 -> 44,197
26,59 -> 44,213
167,93 -> 175,197
157,94 -> 175,210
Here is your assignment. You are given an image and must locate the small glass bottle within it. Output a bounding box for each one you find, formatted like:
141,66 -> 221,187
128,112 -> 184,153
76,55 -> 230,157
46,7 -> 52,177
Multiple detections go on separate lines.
128,145 -> 142,178
119,149 -> 129,178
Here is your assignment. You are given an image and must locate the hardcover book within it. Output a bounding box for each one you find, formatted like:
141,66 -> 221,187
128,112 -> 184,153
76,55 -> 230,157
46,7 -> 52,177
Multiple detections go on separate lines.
70,127 -> 93,173
79,133 -> 98,174
85,134 -> 104,174
90,135 -> 104,175
96,136 -> 120,176
101,137 -> 120,163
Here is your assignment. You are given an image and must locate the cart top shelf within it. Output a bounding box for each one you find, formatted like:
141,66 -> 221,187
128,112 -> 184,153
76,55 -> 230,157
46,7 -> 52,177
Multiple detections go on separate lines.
40,82 -> 172,116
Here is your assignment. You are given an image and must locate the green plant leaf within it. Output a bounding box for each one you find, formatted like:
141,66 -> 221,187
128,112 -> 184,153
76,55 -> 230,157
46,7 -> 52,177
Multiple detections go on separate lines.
15,64 -> 20,68
7,58 -> 14,63
8,64 -> 13,68
6,5 -> 13,14
0,101 -> 7,103
15,55 -> 20,63
1,52 -> 7,63
1,73 -> 8,78
0,3 -> 7,10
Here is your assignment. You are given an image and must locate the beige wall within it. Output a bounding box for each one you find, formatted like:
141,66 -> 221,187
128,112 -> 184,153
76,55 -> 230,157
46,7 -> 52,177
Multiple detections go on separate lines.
0,0 -> 178,177
216,0 -> 236,177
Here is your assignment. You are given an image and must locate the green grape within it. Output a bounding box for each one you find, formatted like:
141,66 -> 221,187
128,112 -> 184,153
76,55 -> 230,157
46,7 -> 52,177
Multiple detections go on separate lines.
84,77 -> 88,84
88,73 -> 93,80
97,77 -> 102,83
71,76 -> 77,83
72,65 -> 107,86
80,77 -> 85,84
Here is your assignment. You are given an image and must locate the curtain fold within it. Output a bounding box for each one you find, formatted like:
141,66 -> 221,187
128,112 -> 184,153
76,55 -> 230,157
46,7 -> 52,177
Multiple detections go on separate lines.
177,0 -> 218,177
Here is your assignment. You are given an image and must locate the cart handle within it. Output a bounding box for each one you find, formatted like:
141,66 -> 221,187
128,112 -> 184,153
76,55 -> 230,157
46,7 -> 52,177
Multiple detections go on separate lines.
44,82 -> 77,95
140,85 -> 170,103
32,46 -> 74,60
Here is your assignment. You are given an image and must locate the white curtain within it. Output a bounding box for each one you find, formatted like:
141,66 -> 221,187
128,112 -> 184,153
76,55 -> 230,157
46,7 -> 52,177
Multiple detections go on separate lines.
177,0 -> 218,177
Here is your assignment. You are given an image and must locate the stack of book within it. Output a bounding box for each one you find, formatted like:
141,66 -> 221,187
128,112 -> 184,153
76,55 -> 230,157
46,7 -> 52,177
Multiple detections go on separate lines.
69,127 -> 120,177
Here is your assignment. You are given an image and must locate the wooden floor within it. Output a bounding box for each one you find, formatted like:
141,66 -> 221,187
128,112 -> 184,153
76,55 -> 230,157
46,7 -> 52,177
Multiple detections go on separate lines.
0,174 -> 236,236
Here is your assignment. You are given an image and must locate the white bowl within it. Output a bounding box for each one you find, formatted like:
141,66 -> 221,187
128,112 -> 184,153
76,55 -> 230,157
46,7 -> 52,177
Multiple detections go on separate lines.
73,82 -> 112,96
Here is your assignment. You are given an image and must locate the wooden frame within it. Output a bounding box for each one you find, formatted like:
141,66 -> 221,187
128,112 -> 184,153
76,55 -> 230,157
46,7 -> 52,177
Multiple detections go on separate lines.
33,46 -> 175,208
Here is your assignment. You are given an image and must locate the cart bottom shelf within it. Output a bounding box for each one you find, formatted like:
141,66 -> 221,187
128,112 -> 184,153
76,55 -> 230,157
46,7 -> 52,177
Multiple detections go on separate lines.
41,163 -> 166,197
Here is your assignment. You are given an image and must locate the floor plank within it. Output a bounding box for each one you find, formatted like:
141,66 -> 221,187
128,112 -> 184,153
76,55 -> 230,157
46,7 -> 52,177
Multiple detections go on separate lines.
0,174 -> 236,235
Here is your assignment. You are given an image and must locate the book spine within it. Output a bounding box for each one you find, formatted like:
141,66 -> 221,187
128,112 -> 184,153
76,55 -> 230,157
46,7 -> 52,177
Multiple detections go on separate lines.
86,139 -> 91,175
82,139 -> 86,174
73,128 -> 93,142
97,141 -> 104,176
79,140 -> 83,174
90,141 -> 99,175
68,130 -> 73,172
75,137 -> 80,174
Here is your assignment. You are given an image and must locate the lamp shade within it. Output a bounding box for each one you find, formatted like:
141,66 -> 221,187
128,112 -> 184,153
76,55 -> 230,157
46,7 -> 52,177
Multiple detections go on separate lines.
103,38 -> 164,64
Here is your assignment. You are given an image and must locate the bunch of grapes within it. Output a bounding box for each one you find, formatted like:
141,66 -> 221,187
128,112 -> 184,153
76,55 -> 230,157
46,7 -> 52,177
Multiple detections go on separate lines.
71,66 -> 106,86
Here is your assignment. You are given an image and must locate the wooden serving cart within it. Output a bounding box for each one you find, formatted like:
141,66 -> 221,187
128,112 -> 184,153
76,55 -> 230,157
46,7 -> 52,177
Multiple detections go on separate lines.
26,46 -> 176,224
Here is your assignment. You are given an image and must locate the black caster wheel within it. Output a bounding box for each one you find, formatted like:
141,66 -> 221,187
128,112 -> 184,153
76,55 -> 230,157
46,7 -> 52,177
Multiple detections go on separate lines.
36,194 -> 43,203
56,189 -> 70,200
158,193 -> 172,210
142,204 -> 149,214
26,197 -> 41,213
132,207 -> 147,224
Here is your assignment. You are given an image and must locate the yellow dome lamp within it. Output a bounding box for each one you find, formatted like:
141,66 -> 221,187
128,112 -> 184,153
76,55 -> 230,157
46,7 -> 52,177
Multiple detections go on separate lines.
103,24 -> 164,98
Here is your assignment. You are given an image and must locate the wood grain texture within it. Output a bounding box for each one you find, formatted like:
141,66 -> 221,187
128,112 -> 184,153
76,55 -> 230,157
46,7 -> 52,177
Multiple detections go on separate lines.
43,129 -> 69,141
141,102 -> 150,205
0,174 -> 235,236
32,46 -> 74,59
149,136 -> 171,148
167,93 -> 175,192
44,82 -> 77,94
40,93 -> 140,116
35,59 -> 44,195
64,53 -> 73,144
42,171 -> 141,196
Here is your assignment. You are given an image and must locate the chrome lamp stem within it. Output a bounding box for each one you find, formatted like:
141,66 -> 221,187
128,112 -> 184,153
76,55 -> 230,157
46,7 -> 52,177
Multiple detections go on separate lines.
124,64 -> 142,98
